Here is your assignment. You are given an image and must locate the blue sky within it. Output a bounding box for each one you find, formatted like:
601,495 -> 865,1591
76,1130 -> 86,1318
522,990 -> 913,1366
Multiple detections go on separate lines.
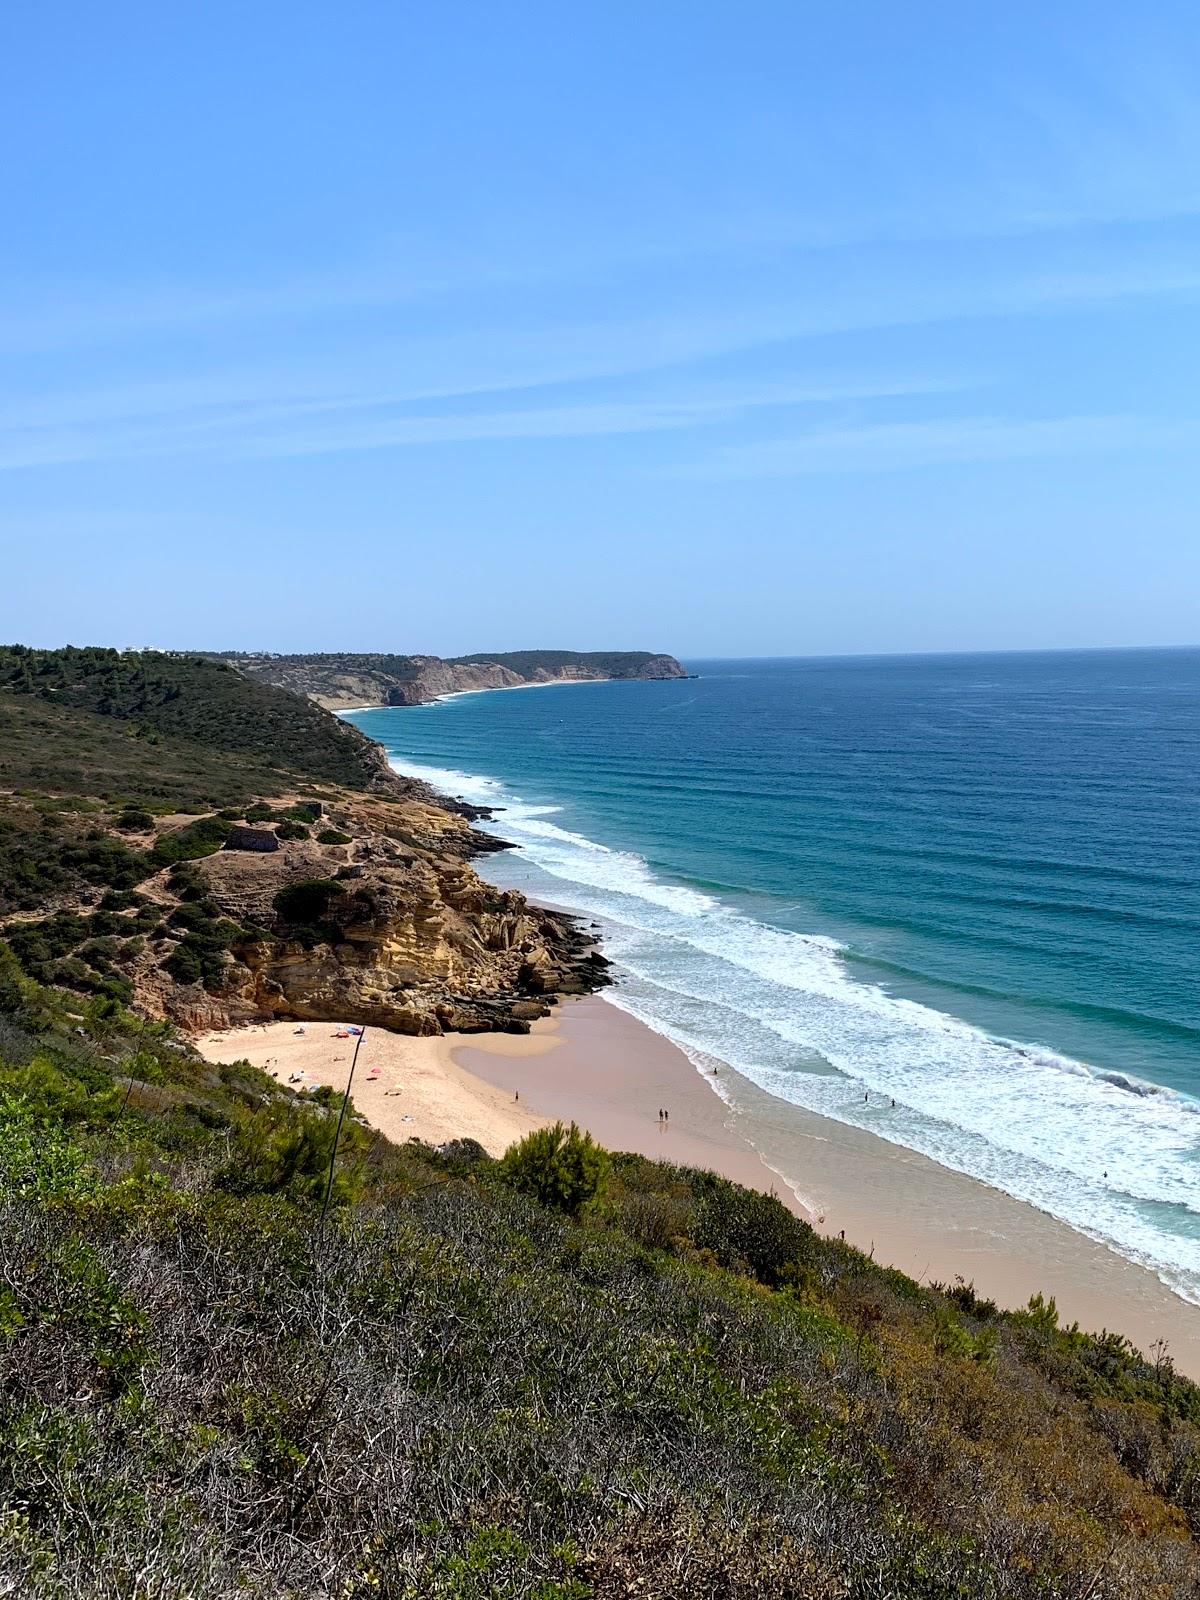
2,1 -> 1198,656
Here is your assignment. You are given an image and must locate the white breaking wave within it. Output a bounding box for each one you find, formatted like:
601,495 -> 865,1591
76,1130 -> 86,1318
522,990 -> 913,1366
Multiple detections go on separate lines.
389,753 -> 1200,1303
396,760 -> 507,805
400,757 -> 718,916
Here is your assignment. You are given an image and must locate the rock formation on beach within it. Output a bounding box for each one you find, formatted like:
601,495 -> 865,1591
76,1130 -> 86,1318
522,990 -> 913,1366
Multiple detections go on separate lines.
212,648 -> 689,709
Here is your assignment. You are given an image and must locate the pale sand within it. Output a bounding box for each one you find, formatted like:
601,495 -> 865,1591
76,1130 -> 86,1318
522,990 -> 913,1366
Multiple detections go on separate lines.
196,1019 -> 553,1153
199,994 -> 1200,1375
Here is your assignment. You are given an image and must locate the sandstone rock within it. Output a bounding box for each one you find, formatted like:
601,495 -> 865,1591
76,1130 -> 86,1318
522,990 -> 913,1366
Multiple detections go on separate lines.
130,789 -> 610,1037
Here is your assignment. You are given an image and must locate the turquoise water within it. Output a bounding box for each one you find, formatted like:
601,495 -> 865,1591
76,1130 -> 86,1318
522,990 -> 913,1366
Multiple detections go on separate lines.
347,649 -> 1200,1299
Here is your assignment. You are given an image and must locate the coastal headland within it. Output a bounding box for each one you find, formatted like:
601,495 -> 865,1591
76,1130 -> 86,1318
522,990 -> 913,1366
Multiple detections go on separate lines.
206,648 -> 689,710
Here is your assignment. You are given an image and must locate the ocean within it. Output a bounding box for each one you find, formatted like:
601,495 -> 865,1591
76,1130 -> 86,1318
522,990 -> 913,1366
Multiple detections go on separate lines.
346,649 -> 1200,1301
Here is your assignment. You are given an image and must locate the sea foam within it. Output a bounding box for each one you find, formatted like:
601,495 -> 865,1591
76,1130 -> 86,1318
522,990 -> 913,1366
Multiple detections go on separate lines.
390,753 -> 1200,1303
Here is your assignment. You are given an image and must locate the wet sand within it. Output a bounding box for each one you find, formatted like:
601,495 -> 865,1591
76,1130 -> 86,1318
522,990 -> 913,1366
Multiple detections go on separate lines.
457,995 -> 1200,1376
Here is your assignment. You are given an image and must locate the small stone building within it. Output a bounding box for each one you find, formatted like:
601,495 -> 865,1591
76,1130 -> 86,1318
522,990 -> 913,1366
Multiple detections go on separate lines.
223,825 -> 280,853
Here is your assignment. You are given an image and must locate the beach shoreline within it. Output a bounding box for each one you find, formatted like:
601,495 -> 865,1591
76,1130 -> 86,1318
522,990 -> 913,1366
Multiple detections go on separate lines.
199,992 -> 1200,1375
341,677 -> 644,714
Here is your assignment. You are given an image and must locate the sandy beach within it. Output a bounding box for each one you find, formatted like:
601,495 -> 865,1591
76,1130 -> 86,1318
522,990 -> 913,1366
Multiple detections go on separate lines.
197,1017 -> 553,1152
199,993 -> 1200,1375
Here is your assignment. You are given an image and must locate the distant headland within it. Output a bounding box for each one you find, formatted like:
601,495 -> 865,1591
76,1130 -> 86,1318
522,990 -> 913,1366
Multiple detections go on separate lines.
208,649 -> 689,709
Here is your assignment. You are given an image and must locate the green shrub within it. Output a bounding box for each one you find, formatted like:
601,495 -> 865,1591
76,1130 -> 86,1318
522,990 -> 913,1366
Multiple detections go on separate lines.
437,1136 -> 491,1168
691,1172 -> 815,1286
115,807 -> 154,832
500,1120 -> 608,1217
162,914 -> 244,990
0,1090 -> 100,1200
163,942 -> 204,985
6,912 -> 88,975
151,815 -> 231,865
166,863 -> 207,900
167,900 -> 222,932
0,1057 -> 95,1121
611,1184 -> 693,1251
317,828 -> 352,845
215,1102 -> 366,1205
49,955 -> 94,990
98,889 -> 141,911
94,974 -> 134,1004
273,878 -> 344,927
274,820 -> 309,841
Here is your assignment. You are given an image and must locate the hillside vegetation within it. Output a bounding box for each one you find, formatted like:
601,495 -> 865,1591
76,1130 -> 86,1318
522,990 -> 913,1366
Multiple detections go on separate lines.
0,646 -> 394,800
446,649 -> 680,676
216,649 -> 678,679
0,645 -> 403,1011
215,649 -> 425,682
3,960 -> 1200,1597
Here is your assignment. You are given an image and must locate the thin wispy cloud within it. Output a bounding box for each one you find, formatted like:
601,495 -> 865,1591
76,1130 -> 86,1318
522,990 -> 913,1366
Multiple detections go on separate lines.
0,373 -> 961,472
4,243 -> 1198,477
3,237 -> 1195,413
687,415 -> 1196,478
4,2 -> 1200,656
2,187 -> 1198,359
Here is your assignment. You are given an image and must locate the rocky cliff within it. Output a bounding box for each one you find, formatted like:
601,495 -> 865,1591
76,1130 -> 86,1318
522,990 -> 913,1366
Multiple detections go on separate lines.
0,785 -> 607,1039
126,793 -> 609,1035
220,650 -> 688,709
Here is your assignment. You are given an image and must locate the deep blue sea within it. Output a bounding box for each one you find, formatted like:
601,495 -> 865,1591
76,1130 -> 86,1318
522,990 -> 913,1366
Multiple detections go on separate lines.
347,649 -> 1200,1299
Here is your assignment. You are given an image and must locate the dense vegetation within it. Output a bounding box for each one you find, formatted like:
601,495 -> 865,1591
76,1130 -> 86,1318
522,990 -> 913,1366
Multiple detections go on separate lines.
3,957 -> 1200,1597
448,649 -> 676,676
212,649 -> 675,680
0,692 -> 305,811
0,646 -> 402,1009
0,645 -> 391,799
0,800 -> 153,917
0,806 -> 266,1000
209,649 -> 426,685
214,650 -> 423,669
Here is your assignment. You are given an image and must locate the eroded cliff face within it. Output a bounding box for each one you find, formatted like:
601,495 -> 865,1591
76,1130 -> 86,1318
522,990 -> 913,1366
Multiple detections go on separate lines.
131,792 -> 608,1035
372,657 -> 526,707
